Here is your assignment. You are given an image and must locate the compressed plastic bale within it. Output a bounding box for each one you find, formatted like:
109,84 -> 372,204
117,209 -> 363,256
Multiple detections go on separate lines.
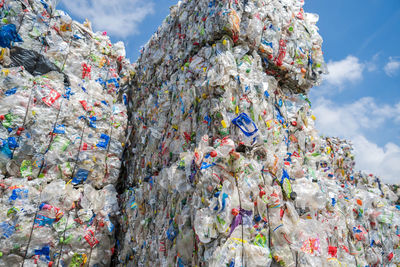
0,0 -> 131,265
117,0 -> 400,266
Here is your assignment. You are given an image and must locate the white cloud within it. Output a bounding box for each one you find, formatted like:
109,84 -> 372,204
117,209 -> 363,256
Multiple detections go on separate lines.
384,57 -> 400,77
352,135 -> 400,184
324,55 -> 364,88
313,97 -> 400,184
313,97 -> 399,137
62,0 -> 155,38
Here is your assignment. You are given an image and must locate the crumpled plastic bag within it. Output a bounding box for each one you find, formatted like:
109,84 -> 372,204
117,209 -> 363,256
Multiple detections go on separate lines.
0,24 -> 23,48
9,46 -> 70,85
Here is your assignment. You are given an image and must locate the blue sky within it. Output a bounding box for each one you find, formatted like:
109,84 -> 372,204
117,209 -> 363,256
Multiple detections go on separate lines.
59,0 -> 400,183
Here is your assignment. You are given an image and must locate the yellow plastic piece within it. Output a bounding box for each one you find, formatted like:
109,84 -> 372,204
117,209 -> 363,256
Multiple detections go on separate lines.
231,238 -> 247,244
221,120 -> 227,128
0,48 -> 5,60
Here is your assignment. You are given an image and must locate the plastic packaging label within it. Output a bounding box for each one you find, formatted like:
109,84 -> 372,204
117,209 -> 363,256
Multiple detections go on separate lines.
42,89 -> 61,107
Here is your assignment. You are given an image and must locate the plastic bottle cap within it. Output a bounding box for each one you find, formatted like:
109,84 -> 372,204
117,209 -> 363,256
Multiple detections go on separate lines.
210,151 -> 217,157
231,208 -> 239,216
291,121 -> 297,126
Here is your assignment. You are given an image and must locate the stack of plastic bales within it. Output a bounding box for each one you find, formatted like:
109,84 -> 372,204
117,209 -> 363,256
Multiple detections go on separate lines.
0,0 -> 399,266
118,0 -> 400,266
0,0 -> 130,266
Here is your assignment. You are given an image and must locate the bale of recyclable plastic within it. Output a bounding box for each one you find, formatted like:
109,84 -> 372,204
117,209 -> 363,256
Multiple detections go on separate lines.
0,0 -> 131,265
117,0 -> 400,266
